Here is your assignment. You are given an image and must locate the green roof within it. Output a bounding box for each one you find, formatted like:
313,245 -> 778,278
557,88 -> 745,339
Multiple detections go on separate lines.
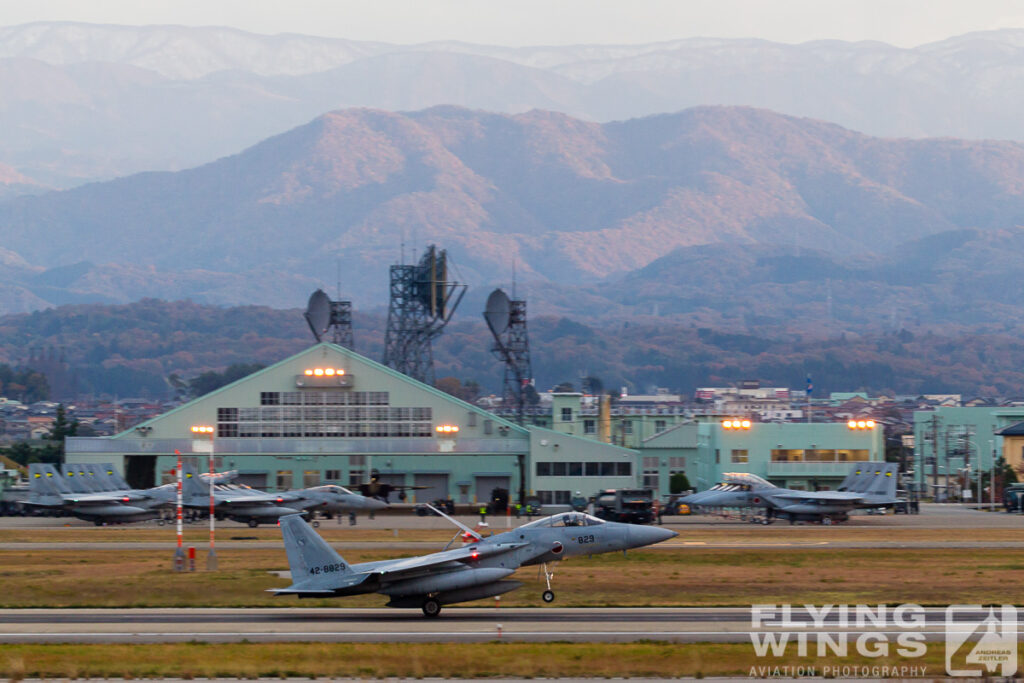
116,341 -> 528,438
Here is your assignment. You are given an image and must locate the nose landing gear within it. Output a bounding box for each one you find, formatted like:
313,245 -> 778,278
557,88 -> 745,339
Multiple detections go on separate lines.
540,563 -> 555,602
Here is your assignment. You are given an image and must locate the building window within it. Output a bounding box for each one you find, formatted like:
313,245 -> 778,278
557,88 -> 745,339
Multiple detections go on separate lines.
484,420 -> 493,435
600,462 -> 615,476
349,455 -> 366,466
467,412 -> 477,427
655,420 -> 666,432
569,462 -> 583,476
731,449 -> 749,463
325,469 -> 342,481
561,407 -> 572,422
585,462 -> 599,476
303,470 -> 320,488
552,462 -> 567,476
260,392 -> 280,405
276,470 -> 293,490
771,449 -> 805,462
348,470 -> 364,487
642,469 -> 659,490
217,423 -> 238,437
623,421 -> 633,434
643,457 -> 659,468
536,462 -> 551,476
616,462 -> 631,476
584,419 -> 596,435
217,407 -> 238,422
537,490 -> 571,505
669,456 -> 686,471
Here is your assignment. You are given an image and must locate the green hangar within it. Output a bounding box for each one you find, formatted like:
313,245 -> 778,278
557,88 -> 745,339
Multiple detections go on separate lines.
65,342 -> 638,505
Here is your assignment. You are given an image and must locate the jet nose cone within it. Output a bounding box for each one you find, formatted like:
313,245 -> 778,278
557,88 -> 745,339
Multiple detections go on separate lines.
629,525 -> 677,548
368,498 -> 389,511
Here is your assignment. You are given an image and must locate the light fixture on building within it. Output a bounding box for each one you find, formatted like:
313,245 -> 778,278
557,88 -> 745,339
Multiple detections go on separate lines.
435,424 -> 460,434
722,419 -> 752,430
303,367 -> 345,377
847,420 -> 876,430
190,425 -> 214,434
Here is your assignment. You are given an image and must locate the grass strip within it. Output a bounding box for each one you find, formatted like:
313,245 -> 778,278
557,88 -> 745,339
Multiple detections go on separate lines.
4,546 -> 1024,608
0,642 -> 960,679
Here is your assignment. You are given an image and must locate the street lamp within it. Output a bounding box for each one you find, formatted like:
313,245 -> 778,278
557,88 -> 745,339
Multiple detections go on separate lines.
191,425 -> 217,570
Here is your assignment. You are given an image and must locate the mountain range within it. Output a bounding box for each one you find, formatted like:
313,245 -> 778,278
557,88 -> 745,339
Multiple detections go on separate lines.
10,23 -> 1024,186
2,104 -> 1024,326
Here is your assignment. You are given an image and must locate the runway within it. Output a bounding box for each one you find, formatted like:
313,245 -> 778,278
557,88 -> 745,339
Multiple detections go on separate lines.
6,539 -> 1024,550
0,607 -> 1014,643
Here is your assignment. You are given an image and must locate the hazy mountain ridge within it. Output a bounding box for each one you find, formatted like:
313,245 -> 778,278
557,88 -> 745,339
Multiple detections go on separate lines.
9,23 -> 1024,185
1,106 -> 1024,318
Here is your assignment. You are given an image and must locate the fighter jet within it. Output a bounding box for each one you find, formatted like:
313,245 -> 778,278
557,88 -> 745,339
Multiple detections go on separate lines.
179,465 -> 387,527
355,468 -> 428,503
27,463 -> 174,525
272,505 -> 677,617
681,464 -> 901,524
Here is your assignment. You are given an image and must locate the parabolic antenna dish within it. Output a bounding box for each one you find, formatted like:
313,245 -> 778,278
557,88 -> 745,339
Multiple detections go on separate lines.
305,289 -> 332,339
484,288 -> 512,336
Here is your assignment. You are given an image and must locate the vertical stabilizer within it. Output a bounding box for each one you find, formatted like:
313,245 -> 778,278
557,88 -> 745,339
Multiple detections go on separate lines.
279,514 -> 351,586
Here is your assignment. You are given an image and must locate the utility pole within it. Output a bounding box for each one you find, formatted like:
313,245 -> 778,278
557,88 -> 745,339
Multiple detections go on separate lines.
929,415 -> 940,501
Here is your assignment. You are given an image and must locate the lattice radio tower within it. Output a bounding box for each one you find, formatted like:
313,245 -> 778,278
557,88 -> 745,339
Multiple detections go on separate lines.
304,289 -> 354,349
484,288 -> 533,426
383,245 -> 466,385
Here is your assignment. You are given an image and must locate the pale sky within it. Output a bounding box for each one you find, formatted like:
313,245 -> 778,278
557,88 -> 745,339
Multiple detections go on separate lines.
1,0 -> 1024,47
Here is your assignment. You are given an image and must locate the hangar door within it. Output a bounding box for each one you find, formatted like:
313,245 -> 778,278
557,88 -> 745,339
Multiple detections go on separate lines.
475,476 -> 510,505
413,474 -> 449,504
125,455 -> 156,489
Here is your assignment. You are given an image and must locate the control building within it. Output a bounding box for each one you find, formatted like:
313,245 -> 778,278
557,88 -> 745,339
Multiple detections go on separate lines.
65,343 -> 637,505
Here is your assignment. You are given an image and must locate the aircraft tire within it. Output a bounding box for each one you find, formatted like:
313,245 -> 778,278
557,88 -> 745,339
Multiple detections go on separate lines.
421,598 -> 442,618
542,590 -> 555,603
248,519 -> 259,528
94,520 -> 103,527
822,517 -> 833,525
156,519 -> 165,526
312,520 -> 320,528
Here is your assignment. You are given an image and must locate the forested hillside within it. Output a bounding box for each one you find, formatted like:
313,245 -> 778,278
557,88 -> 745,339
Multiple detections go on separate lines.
3,300 -> 1023,399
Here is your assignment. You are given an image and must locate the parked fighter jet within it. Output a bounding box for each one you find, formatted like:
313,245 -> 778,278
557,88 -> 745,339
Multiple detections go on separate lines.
180,465 -> 387,527
355,468 -> 428,502
27,463 -> 174,525
272,504 -> 677,617
681,463 -> 901,525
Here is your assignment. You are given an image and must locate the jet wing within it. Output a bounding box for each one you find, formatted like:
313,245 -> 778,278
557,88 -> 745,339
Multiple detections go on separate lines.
270,572 -> 372,594
360,542 -> 528,579
61,493 -> 136,506
770,491 -> 864,503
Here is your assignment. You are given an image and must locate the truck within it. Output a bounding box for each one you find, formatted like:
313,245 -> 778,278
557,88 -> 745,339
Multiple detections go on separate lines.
593,488 -> 654,524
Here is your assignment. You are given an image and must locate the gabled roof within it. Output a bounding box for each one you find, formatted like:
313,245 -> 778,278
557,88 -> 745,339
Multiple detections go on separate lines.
998,421 -> 1024,436
115,341 -> 527,438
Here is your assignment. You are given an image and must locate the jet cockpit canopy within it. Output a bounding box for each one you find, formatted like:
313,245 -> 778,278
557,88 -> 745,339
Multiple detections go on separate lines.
520,511 -> 606,528
720,472 -> 776,489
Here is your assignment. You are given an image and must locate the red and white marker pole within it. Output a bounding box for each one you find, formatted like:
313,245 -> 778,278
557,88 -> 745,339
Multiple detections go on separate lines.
207,434 -> 217,570
173,449 -> 185,571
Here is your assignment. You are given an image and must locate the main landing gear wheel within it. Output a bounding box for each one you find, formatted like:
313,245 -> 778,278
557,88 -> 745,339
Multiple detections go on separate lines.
248,519 -> 259,528
311,520 -> 320,528
422,598 -> 442,618
542,590 -> 555,603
